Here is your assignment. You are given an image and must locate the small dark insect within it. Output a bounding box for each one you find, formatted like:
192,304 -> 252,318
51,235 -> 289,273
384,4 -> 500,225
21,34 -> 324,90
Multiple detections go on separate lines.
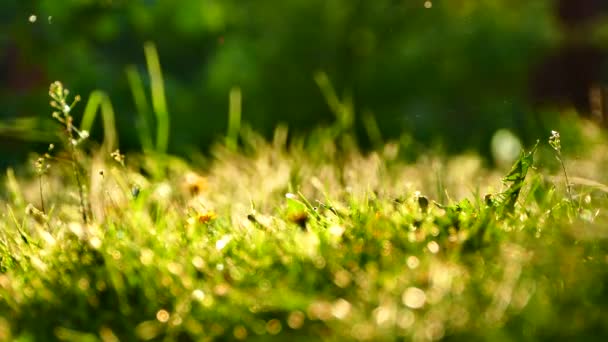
131,186 -> 140,198
417,196 -> 429,212
288,211 -> 308,230
484,194 -> 494,207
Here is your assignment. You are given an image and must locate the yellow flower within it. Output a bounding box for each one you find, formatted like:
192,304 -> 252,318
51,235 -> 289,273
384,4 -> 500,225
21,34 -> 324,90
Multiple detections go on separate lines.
197,211 -> 217,223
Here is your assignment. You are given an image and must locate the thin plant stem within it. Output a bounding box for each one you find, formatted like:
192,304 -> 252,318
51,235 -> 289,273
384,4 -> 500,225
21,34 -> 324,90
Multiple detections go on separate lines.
66,117 -> 89,224
557,154 -> 574,203
38,175 -> 45,214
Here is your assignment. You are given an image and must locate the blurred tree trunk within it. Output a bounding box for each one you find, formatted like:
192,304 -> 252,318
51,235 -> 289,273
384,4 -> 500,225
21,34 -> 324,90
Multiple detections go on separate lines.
530,0 -> 608,125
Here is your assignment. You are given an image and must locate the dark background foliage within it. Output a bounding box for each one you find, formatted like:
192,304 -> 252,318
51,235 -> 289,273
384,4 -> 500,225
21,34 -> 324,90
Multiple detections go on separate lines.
1,0 -> 607,166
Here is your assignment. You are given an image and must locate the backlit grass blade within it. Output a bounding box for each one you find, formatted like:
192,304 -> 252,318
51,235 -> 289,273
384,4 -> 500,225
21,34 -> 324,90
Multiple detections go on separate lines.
80,90 -> 118,152
362,110 -> 383,149
314,71 -> 353,132
126,65 -> 154,151
226,86 -> 242,151
144,42 -> 169,154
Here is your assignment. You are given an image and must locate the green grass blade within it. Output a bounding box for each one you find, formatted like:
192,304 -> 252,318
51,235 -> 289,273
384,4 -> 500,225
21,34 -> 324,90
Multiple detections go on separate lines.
126,65 -> 154,151
314,71 -> 353,131
80,90 -> 118,152
144,42 -> 169,154
362,110 -> 383,148
314,71 -> 341,117
226,86 -> 242,151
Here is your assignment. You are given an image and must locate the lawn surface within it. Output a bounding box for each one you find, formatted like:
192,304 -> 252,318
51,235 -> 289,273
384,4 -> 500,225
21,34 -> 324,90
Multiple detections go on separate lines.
1,121 -> 608,341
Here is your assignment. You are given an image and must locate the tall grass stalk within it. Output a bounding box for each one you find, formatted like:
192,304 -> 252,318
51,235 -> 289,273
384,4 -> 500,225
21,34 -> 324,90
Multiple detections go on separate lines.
80,90 -> 118,153
126,65 -> 154,151
314,71 -> 354,132
226,87 -> 242,151
549,130 -> 574,204
144,42 -> 169,154
362,110 -> 383,149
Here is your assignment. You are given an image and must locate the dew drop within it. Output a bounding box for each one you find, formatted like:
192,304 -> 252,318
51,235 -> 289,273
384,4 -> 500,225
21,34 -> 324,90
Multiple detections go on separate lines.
402,287 -> 426,309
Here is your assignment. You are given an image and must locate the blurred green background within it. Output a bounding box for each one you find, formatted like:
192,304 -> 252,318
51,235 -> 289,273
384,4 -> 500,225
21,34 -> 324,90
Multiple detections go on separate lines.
1,0 -> 607,166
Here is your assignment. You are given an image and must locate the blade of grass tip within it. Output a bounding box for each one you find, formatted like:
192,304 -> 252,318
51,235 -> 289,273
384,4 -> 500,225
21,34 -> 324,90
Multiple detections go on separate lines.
80,90 -> 118,152
434,163 -> 446,204
6,168 -> 25,208
0,230 -> 8,252
126,65 -> 153,151
100,93 -> 118,152
296,191 -> 316,212
80,91 -> 102,137
314,71 -> 354,135
226,86 -> 242,151
297,191 -> 323,221
6,205 -> 29,246
144,42 -> 169,154
341,91 -> 354,130
272,124 -> 289,149
314,71 -> 342,120
362,110 -> 383,149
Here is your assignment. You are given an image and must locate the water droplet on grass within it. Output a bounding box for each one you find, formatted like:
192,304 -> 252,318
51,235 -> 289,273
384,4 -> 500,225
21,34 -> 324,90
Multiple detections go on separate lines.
156,309 -> 170,323
331,299 -> 352,320
192,289 -> 206,302
407,256 -> 420,269
402,287 -> 426,309
427,241 -> 440,254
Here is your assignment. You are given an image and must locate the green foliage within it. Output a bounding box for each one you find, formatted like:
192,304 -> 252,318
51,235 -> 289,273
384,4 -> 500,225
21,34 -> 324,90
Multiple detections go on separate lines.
1,0 -> 564,158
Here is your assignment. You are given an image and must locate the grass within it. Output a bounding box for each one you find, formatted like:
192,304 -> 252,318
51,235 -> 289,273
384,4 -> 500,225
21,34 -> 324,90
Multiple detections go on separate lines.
1,83 -> 608,342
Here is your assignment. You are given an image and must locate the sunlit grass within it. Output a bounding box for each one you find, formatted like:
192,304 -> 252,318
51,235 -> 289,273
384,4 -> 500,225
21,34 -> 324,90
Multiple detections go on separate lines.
1,75 -> 608,341
1,117 -> 608,341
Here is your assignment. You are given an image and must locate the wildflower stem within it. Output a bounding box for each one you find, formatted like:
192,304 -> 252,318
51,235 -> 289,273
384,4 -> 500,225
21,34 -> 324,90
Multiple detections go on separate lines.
38,175 -> 45,214
66,116 -> 89,224
72,140 -> 88,223
557,154 -> 574,204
